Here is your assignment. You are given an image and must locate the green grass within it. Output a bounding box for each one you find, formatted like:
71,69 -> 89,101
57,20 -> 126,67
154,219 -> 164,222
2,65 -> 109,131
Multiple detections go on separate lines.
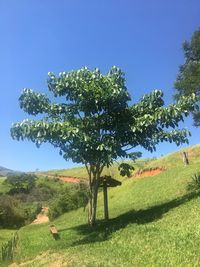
0,229 -> 16,248
2,144 -> 200,266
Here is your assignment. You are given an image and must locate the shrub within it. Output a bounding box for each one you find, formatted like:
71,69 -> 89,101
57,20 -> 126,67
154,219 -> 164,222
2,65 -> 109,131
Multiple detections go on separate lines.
48,182 -> 89,220
0,195 -> 25,228
0,195 -> 42,228
187,172 -> 200,191
48,194 -> 74,220
28,184 -> 55,202
22,202 -> 42,224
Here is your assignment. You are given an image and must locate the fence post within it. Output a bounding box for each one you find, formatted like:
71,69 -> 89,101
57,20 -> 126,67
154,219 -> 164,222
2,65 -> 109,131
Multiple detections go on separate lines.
182,151 -> 189,165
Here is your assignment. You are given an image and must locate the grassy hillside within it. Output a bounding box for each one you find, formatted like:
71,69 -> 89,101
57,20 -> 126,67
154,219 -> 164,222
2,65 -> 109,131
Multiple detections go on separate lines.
0,166 -> 14,176
44,166 -> 88,179
43,158 -> 148,181
0,229 -> 15,248
2,144 -> 200,266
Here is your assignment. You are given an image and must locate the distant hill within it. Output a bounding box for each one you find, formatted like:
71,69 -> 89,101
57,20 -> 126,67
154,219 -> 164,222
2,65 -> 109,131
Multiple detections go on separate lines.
0,166 -> 16,176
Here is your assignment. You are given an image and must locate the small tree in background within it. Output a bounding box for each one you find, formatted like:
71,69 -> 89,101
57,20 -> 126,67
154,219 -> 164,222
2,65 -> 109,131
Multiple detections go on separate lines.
11,66 -> 197,225
6,173 -> 36,194
174,28 -> 200,126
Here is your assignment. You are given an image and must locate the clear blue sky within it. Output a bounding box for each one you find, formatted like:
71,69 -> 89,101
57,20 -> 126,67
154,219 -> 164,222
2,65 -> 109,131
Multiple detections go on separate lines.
0,0 -> 200,172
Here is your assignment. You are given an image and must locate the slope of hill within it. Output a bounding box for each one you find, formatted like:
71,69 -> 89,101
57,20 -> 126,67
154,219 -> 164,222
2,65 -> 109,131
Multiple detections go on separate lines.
0,166 -> 21,176
0,166 -> 13,176
2,144 -> 200,266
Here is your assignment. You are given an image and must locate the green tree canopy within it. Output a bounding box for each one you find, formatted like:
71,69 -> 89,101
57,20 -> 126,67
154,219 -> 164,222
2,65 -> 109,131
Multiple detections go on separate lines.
6,173 -> 36,194
174,28 -> 200,126
11,66 -> 197,225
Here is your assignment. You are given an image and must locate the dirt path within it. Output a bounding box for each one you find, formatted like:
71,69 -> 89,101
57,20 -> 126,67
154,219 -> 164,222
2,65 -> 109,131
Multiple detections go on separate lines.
31,207 -> 49,224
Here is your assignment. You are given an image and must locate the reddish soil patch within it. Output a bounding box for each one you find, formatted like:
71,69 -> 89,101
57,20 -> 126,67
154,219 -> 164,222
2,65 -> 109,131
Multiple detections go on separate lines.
39,173 -> 82,183
58,176 -> 81,183
134,167 -> 165,178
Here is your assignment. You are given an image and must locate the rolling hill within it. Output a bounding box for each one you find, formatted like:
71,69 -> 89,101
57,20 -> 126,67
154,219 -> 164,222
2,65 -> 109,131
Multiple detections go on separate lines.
0,166 -> 22,177
0,166 -> 14,176
1,144 -> 200,266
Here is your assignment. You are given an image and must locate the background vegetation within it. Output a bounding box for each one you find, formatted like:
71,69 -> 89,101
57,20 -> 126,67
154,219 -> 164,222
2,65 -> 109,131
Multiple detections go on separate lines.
0,173 -> 89,230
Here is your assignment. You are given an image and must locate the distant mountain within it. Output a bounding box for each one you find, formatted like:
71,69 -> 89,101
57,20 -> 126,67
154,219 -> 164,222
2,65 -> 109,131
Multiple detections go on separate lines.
0,166 -> 16,176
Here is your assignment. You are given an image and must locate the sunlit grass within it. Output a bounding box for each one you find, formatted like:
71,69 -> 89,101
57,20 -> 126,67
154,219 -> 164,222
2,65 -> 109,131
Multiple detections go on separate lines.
1,144 -> 200,266
0,229 -> 16,248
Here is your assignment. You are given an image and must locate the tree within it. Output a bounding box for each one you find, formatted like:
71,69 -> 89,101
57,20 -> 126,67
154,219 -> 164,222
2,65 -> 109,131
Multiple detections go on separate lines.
174,28 -> 200,126
11,66 -> 197,225
6,173 -> 36,194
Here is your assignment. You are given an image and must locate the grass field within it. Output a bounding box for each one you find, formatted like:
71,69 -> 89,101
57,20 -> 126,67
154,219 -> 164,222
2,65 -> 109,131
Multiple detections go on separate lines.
1,144 -> 200,266
0,229 -> 16,248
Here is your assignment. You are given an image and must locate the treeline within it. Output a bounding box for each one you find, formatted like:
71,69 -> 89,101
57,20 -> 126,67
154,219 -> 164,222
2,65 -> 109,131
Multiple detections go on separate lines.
0,173 -> 89,228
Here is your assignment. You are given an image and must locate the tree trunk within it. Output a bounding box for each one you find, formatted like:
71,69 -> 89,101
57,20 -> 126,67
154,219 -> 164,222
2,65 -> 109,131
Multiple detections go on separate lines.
88,179 -> 98,226
86,164 -> 104,226
103,182 -> 109,221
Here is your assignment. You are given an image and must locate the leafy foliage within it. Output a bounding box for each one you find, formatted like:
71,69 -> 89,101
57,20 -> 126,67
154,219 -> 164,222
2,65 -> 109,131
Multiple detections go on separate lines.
48,182 -> 89,220
11,67 -> 197,165
174,28 -> 200,126
0,195 -> 40,228
6,173 -> 36,194
118,163 -> 134,177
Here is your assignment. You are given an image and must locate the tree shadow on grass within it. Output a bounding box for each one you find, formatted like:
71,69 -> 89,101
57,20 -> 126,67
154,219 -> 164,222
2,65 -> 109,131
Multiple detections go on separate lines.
69,191 -> 200,246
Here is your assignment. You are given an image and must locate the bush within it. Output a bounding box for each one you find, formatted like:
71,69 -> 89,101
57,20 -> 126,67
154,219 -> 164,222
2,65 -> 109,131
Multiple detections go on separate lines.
22,202 -> 42,224
28,184 -> 56,202
48,182 -> 89,220
48,194 -> 74,220
0,195 -> 42,228
187,172 -> 200,191
0,195 -> 25,228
